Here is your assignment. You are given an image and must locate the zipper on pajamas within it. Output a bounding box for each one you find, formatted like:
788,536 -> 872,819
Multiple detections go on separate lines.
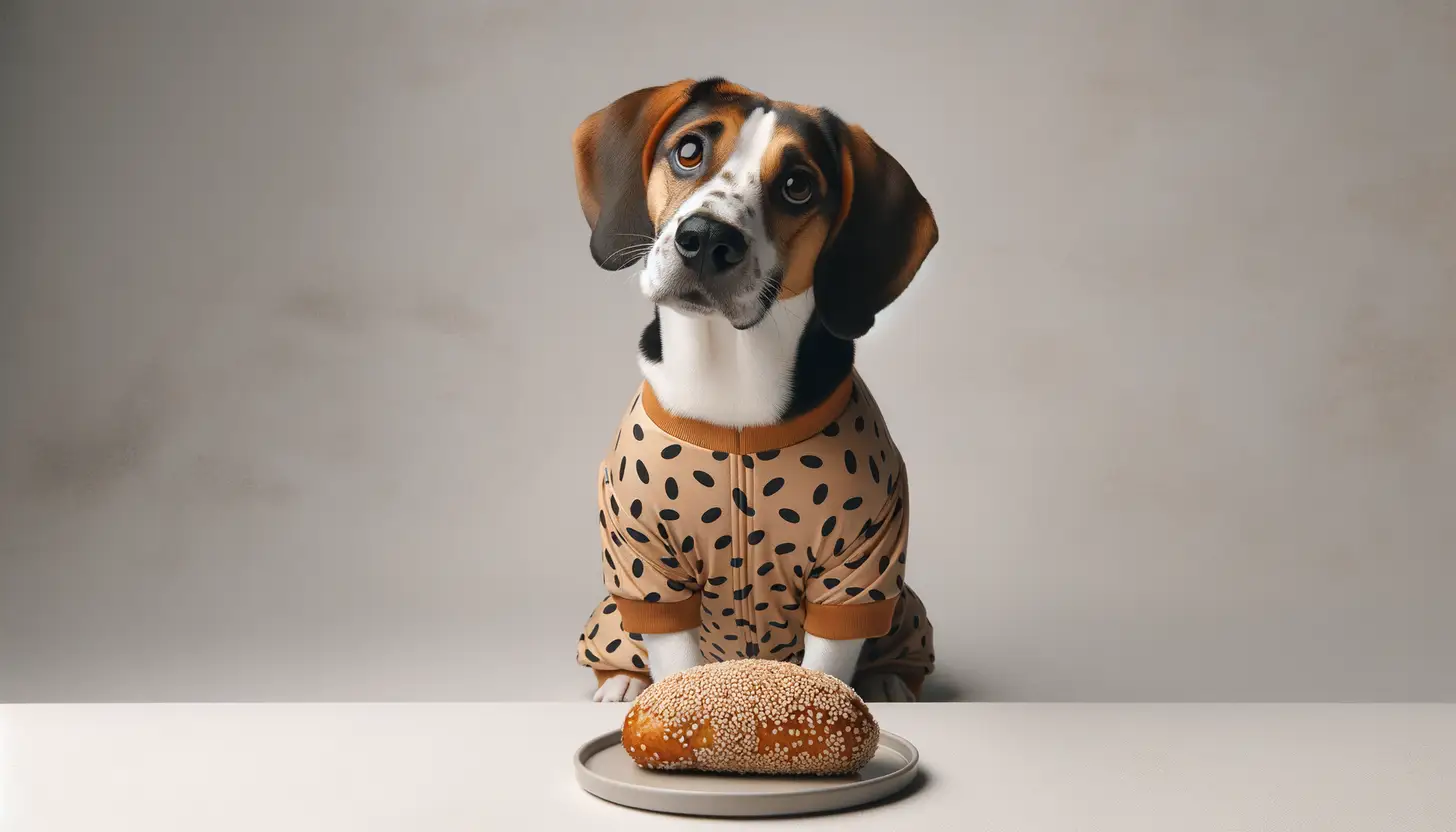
732,450 -> 752,657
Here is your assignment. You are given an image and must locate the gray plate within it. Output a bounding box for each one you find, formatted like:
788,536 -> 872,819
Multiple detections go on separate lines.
573,729 -> 919,817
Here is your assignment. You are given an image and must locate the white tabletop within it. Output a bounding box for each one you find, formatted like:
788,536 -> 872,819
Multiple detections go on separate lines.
3,703 -> 1454,831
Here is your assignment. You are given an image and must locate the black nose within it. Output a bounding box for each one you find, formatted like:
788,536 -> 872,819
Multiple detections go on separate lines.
675,213 -> 748,276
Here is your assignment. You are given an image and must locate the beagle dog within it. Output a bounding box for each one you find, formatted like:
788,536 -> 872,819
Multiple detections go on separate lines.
572,78 -> 938,703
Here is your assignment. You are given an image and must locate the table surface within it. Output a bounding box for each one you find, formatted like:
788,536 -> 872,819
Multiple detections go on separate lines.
3,703 -> 1454,831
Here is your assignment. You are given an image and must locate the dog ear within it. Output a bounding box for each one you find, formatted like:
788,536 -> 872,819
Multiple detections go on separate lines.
812,114 -> 939,340
572,79 -> 697,270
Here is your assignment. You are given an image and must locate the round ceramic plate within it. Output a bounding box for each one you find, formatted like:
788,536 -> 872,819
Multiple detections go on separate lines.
573,729 -> 919,817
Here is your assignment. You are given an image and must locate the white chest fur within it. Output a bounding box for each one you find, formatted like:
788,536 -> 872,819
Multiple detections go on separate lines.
639,291 -> 816,428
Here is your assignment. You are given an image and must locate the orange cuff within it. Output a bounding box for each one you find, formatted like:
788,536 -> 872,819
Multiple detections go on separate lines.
613,594 -> 701,633
804,599 -> 897,639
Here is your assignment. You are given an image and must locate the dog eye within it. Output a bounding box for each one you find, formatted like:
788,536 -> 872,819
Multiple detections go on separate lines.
781,170 -> 815,205
671,133 -> 706,174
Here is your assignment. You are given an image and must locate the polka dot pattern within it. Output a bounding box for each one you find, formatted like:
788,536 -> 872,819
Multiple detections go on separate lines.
579,376 -> 932,690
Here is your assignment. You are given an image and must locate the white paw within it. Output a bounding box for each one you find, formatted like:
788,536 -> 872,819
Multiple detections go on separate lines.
856,673 -> 917,703
592,674 -> 649,702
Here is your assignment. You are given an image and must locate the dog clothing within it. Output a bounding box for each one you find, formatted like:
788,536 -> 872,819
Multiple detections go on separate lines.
578,372 -> 935,694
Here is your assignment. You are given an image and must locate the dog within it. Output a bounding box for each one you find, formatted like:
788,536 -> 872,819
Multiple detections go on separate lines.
572,78 -> 937,703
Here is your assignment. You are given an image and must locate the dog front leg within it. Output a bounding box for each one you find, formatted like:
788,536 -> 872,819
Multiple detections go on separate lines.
642,629 -> 701,682
799,634 -> 865,686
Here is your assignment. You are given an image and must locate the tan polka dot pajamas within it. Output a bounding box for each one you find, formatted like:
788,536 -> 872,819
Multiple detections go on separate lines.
578,373 -> 935,695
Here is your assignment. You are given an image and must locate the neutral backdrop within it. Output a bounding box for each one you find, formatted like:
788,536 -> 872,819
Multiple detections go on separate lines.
2,0 -> 1453,702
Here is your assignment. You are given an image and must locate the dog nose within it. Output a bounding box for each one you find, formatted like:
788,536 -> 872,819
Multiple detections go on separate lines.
675,214 -> 748,276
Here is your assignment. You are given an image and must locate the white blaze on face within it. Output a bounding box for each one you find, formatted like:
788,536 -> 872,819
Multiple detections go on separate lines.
640,108 -> 780,306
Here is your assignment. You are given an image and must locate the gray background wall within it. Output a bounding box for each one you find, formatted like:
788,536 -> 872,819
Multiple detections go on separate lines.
2,0 -> 1453,702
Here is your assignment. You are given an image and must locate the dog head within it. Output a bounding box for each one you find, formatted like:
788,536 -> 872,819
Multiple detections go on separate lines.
572,78 -> 938,339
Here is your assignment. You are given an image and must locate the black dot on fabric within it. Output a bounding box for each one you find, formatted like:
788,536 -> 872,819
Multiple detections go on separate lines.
756,602 -> 770,611
708,575 -> 727,586
869,589 -> 886,601
619,457 -> 627,480
632,424 -> 644,441
921,635 -> 928,648
757,562 -> 774,576
747,530 -> 765,545
661,444 -> 682,459
845,587 -> 863,597
812,483 -> 829,505
774,542 -> 796,555
659,508 -> 680,521
588,624 -> 599,639
896,575 -> 904,589
746,643 -> 759,657
614,430 -> 621,451
794,564 -> 804,577
898,551 -> 906,564
834,538 -> 846,555
881,448 -> 887,460
851,385 -> 861,403
657,522 -> 670,540
770,583 -> 787,592
631,558 -> 644,577
715,535 -> 732,550
609,531 -> 621,546
868,456 -> 880,483
874,422 -> 880,438
866,519 -> 884,538
667,579 -> 685,590
665,477 -> 679,500
822,578 -> 840,589
732,488 -> 754,516
626,527 -> 650,544
733,586 -> 753,600
696,559 -> 704,571
702,507 -> 722,523
763,477 -> 785,497
606,638 -> 622,653
661,557 -> 680,569
757,449 -> 780,461
632,655 -> 645,669
584,649 -> 599,663
630,499 -> 643,519
821,516 -> 837,537
636,459 -> 650,483
843,496 -> 863,511
602,603 -> 617,615
702,592 -> 717,600
712,450 -> 729,461
729,557 -> 743,567
823,421 -> 840,437
629,632 -> 642,641
844,449 -> 858,474
892,498 -> 903,519
610,495 -> 620,516
603,551 -> 614,569
846,555 -> 868,569
784,603 -> 799,611
599,510 -> 607,529
800,455 -> 822,469
721,610 -> 734,618
879,555 -> 891,574
693,470 -> 715,487
681,535 -> 695,553
614,575 -> 620,587
645,592 -> 661,602
779,508 -> 800,523
742,454 -> 754,468
855,416 -> 865,432
913,615 -> 921,629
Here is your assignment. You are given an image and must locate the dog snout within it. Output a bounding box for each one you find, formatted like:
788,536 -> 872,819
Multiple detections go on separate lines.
675,213 -> 748,277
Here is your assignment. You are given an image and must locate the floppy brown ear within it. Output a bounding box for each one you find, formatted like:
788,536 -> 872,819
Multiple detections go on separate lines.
813,117 -> 939,340
572,79 -> 696,270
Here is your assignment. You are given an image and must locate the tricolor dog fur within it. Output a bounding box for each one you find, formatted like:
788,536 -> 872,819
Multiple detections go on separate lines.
573,78 -> 939,703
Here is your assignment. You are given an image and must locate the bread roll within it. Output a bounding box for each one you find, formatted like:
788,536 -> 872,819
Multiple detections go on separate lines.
621,659 -> 880,775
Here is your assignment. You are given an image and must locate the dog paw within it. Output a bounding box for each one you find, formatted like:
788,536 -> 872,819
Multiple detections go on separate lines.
855,673 -> 917,703
592,674 -> 649,702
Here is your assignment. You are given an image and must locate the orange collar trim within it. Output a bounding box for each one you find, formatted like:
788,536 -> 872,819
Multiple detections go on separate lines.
641,375 -> 855,455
